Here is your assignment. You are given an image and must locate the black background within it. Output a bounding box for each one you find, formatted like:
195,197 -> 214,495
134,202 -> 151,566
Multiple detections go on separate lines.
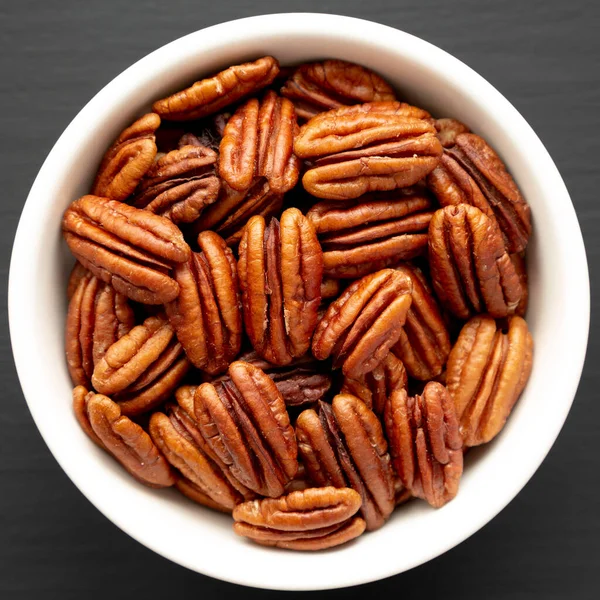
1,1 -> 598,598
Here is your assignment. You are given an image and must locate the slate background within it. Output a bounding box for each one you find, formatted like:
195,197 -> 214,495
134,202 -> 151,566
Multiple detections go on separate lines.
1,0 -> 598,597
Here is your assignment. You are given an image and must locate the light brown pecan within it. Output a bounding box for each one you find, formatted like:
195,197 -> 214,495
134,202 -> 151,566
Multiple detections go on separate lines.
428,204 -> 523,319
62,195 -> 190,304
280,59 -> 397,121
296,395 -> 395,531
218,91 -> 299,194
392,264 -> 451,380
132,144 -> 220,224
427,133 -> 531,253
294,102 -> 442,200
152,56 -> 280,121
312,269 -> 412,378
67,262 -> 90,299
307,190 -> 434,278
434,118 -> 470,148
175,477 -> 232,513
92,113 -> 160,201
192,361 -> 298,497
66,274 -> 134,387
511,253 -> 528,317
446,315 -> 533,446
384,382 -> 463,508
238,209 -> 323,365
233,487 -> 365,550
164,231 -> 242,374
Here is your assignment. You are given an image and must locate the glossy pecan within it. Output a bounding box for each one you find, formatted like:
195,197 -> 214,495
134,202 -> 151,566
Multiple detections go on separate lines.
175,477 -> 232,513
392,264 -> 451,380
428,204 -> 523,319
312,269 -> 412,378
233,487 -> 365,550
91,113 -> 160,201
296,395 -> 395,531
384,382 -> 463,508
280,59 -> 396,120
307,190 -> 434,278
446,315 -> 533,446
164,231 -> 242,374
427,133 -> 531,253
153,56 -> 280,121
192,361 -> 298,497
132,144 -> 220,223
62,195 -> 190,304
238,208 -> 323,365
294,102 -> 442,200
434,118 -> 470,148
66,273 -> 134,387
218,91 -> 299,194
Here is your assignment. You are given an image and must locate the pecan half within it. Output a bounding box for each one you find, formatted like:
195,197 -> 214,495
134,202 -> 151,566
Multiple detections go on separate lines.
384,382 -> 463,508
428,204 -> 523,319
66,274 -> 134,387
294,102 -> 442,200
434,118 -> 470,148
392,264 -> 451,380
175,477 -> 232,513
238,209 -> 323,365
67,261 -> 90,299
307,190 -> 433,278
280,59 -> 396,120
446,315 -> 533,446
92,113 -> 160,201
73,385 -> 104,448
296,395 -> 395,531
164,231 -> 242,374
312,269 -> 412,378
218,91 -> 299,194
153,56 -> 280,121
511,253 -> 528,317
62,195 -> 190,304
233,487 -> 365,550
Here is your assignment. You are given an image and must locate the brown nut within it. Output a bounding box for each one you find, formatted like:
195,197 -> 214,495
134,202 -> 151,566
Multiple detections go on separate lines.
73,385 -> 104,448
312,269 -> 412,378
62,195 -> 190,304
296,395 -> 395,531
164,231 -> 242,374
320,277 -> 342,300
307,190 -> 434,278
510,253 -> 528,317
233,487 -> 365,550
92,113 -> 160,201
67,261 -> 90,299
66,273 -> 134,387
428,204 -> 523,319
446,315 -> 533,446
192,361 -> 298,497
434,118 -> 470,148
153,56 -> 280,121
384,382 -> 463,508
238,208 -> 323,365
294,102 -> 442,200
175,477 -> 232,514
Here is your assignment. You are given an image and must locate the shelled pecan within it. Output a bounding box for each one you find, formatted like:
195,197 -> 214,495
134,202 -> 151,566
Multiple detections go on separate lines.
67,262 -> 90,299
175,477 -> 232,513
434,118 -> 470,148
511,253 -> 528,317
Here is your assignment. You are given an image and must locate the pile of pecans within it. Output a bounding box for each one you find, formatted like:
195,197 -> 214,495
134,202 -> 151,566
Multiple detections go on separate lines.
63,56 -> 534,551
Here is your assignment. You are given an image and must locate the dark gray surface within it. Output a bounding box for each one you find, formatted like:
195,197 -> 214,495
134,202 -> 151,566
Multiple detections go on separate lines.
1,0 -> 598,597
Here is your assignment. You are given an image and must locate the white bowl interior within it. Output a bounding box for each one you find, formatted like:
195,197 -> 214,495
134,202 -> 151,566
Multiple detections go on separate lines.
9,14 -> 589,591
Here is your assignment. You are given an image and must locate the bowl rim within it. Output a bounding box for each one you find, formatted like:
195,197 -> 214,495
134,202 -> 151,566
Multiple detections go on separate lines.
9,13 -> 590,590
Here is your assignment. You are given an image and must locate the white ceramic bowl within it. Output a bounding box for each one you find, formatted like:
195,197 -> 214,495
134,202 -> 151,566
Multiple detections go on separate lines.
9,13 -> 589,591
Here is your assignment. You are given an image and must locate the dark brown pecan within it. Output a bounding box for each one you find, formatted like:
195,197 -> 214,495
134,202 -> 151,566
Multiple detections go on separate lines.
392,264 -> 451,380
428,204 -> 523,319
341,350 -> 407,415
511,253 -> 528,317
238,209 -> 323,365
446,315 -> 533,446
294,102 -> 442,200
153,56 -> 280,121
427,133 -> 531,253
218,91 -> 299,194
280,59 -> 396,120
233,487 -> 365,550
307,190 -> 433,278
132,144 -> 220,224
92,113 -> 160,201
312,269 -> 412,378
192,361 -> 298,497
164,231 -> 242,374
434,118 -> 470,148
175,477 -> 232,513
384,382 -> 463,508
67,262 -> 90,299
62,195 -> 190,304
66,273 -> 134,387
296,395 -> 395,531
